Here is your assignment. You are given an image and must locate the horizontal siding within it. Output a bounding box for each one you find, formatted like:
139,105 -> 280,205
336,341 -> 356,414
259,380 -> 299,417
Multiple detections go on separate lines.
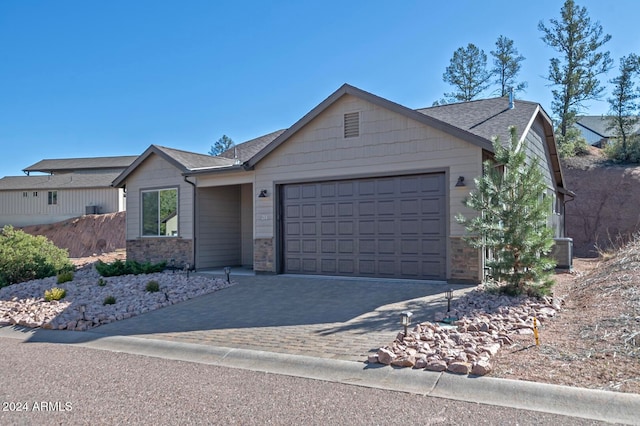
196,185 -> 241,268
122,154 -> 194,240
254,94 -> 482,239
0,188 -> 122,227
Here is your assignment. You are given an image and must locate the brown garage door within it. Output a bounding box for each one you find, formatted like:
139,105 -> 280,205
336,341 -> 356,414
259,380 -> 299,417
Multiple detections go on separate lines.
281,173 -> 446,280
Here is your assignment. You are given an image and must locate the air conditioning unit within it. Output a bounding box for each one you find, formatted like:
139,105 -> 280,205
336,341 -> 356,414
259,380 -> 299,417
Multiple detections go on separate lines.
552,238 -> 573,271
85,205 -> 98,215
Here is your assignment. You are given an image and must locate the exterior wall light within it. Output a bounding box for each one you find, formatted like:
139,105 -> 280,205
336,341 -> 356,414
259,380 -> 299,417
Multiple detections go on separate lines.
224,266 -> 231,283
400,311 -> 413,338
258,189 -> 268,198
455,176 -> 466,187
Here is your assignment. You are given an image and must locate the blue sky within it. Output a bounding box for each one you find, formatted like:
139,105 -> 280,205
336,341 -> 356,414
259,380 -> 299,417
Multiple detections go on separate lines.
1,0 -> 638,177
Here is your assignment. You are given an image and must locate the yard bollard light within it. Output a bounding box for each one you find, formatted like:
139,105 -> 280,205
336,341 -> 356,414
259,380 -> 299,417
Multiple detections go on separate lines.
79,304 -> 86,321
400,311 -> 413,339
185,263 -> 190,279
224,266 -> 231,283
443,289 -> 458,324
446,288 -> 453,314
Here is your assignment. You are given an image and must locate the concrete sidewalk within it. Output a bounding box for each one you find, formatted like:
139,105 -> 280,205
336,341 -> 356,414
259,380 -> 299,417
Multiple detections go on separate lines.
1,325 -> 638,425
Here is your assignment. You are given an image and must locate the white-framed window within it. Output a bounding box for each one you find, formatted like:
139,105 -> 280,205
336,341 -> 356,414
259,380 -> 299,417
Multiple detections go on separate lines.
141,188 -> 178,236
48,191 -> 58,205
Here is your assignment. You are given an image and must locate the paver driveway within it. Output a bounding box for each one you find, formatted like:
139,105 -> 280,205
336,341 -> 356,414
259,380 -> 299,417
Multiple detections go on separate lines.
93,274 -> 474,362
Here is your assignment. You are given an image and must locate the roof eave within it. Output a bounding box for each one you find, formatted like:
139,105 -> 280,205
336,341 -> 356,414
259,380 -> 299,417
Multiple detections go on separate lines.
246,84 -> 495,168
112,145 -> 190,188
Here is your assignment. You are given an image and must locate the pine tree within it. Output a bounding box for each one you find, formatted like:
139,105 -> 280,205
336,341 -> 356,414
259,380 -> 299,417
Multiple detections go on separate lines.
208,134 -> 235,156
456,127 -> 556,296
443,43 -> 491,102
490,35 -> 527,97
606,54 -> 640,162
538,0 -> 612,140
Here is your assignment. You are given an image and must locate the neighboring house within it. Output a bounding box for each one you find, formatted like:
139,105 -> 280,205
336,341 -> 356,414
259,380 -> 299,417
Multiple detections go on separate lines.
575,116 -> 640,147
113,84 -> 569,283
0,156 -> 136,227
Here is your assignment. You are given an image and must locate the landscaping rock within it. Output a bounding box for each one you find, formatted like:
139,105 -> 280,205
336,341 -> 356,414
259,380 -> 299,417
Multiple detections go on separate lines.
374,285 -> 560,377
0,264 -> 234,332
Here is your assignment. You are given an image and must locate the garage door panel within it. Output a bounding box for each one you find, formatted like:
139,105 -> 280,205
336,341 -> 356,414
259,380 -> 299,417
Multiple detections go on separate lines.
283,173 -> 446,280
321,259 -> 337,273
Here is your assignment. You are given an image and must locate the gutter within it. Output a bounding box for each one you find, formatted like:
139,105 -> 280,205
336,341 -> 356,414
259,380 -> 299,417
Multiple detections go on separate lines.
184,176 -> 197,270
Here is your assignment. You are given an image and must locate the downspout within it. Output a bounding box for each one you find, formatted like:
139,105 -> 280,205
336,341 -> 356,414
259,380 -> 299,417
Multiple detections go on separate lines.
184,176 -> 196,270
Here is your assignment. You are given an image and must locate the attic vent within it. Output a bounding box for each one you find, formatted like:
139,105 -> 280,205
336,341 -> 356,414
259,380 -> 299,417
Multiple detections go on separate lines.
344,112 -> 360,138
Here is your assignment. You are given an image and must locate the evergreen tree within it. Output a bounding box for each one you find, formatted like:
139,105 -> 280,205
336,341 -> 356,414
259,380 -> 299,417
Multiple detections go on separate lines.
443,43 -> 491,102
606,54 -> 640,162
539,0 -> 612,142
208,134 -> 235,156
456,127 -> 556,296
490,35 -> 527,97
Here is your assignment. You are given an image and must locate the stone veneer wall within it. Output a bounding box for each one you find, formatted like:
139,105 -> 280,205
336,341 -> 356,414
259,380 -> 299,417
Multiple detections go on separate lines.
127,238 -> 193,267
254,238 -> 275,273
449,236 -> 482,283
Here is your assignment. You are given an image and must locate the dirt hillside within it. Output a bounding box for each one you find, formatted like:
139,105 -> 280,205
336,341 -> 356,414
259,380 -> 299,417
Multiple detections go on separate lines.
21,212 -> 125,258
562,148 -> 640,257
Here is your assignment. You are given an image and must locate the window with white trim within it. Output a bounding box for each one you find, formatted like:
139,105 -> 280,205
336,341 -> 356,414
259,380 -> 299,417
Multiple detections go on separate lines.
48,191 -> 57,205
142,188 -> 178,236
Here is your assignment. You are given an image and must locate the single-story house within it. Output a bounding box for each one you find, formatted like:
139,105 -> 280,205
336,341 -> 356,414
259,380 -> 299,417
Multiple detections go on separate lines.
0,156 -> 136,227
113,84 -> 569,283
575,115 -> 640,147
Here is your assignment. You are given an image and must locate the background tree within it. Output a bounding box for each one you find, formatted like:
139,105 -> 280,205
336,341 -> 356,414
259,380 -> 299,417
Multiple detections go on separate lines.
208,134 -> 235,156
490,35 -> 527,97
456,127 -> 556,296
538,0 -> 612,145
443,43 -> 491,102
605,54 -> 640,162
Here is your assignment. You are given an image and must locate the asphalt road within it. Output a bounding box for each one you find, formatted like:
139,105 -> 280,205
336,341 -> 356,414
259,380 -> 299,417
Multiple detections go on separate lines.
0,338 -> 605,425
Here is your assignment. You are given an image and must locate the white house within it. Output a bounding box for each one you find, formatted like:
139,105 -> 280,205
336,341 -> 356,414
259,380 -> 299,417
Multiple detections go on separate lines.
0,156 -> 136,227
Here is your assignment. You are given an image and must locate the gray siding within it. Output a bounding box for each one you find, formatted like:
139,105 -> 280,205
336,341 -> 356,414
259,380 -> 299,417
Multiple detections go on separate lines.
122,154 -> 194,240
0,187 -> 123,227
196,185 -> 241,268
240,183 -> 253,266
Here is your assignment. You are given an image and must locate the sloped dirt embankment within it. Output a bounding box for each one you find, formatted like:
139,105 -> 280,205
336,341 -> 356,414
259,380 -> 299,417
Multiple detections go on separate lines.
562,150 -> 640,257
20,212 -> 125,258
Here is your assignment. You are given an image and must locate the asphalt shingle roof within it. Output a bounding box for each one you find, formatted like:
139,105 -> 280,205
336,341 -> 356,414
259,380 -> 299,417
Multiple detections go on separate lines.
218,129 -> 287,163
576,116 -> 640,138
23,156 -> 138,173
417,97 -> 540,144
0,172 -> 122,191
152,146 -> 236,170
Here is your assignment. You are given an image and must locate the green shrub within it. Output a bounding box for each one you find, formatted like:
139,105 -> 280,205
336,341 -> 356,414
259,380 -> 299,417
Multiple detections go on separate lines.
604,136 -> 640,163
44,287 -> 66,302
97,278 -> 107,286
95,259 -> 166,277
57,271 -> 74,284
145,280 -> 160,293
0,226 -> 74,288
103,295 -> 116,305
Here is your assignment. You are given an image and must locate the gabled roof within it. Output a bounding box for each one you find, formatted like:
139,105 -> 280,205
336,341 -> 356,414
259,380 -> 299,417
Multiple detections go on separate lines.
112,130 -> 287,186
23,156 -> 138,174
417,97 -> 541,145
246,84 -> 494,167
112,83 -> 564,190
218,129 -> 287,163
0,172 -> 122,191
576,115 -> 640,138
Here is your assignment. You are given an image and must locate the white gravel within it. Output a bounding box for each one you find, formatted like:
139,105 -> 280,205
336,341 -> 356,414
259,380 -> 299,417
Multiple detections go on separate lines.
0,265 -> 234,331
